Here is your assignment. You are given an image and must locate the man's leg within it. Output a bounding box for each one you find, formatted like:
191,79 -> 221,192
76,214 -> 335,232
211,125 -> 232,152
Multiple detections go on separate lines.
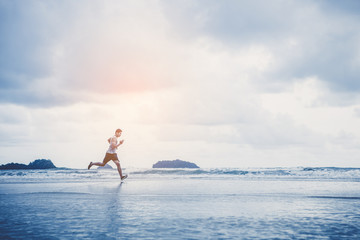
89,161 -> 106,167
113,160 -> 124,178
88,154 -> 110,169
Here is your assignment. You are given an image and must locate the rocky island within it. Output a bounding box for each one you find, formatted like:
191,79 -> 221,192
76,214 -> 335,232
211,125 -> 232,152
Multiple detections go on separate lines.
0,159 -> 56,170
153,159 -> 199,168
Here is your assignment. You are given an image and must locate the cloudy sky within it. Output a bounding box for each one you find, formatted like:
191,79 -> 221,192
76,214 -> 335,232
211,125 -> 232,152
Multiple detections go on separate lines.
1,0 -> 360,169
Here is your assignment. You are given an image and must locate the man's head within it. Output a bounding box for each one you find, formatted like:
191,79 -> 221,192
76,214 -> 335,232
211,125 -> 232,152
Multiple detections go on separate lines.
115,128 -> 122,137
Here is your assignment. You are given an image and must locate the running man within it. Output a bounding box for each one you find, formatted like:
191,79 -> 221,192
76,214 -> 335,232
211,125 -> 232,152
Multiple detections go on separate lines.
88,129 -> 128,180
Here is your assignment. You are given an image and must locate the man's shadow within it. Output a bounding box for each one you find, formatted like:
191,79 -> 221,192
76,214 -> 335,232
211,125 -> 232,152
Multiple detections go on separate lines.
105,182 -> 124,222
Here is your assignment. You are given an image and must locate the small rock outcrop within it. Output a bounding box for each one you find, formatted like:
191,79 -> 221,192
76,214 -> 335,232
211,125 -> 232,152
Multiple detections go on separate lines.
152,159 -> 199,168
0,159 -> 56,170
28,159 -> 56,169
0,163 -> 28,170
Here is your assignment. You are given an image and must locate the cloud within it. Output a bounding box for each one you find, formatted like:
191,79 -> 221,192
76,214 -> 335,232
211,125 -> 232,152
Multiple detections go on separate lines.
155,121 -> 325,149
0,1 -> 53,81
2,0 -> 360,108
162,0 -> 302,43
321,0 -> 360,15
0,0 -> 179,107
2,1 -> 360,168
55,1 -> 179,94
0,0 -> 77,106
162,0 -> 360,97
0,104 -> 31,147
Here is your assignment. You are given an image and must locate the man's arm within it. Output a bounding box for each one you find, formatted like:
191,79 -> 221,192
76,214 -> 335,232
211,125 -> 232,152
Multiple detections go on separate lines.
117,140 -> 124,148
109,137 -> 124,149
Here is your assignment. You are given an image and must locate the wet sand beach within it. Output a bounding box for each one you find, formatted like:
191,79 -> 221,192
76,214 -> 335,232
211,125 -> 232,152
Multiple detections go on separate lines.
1,169 -> 360,239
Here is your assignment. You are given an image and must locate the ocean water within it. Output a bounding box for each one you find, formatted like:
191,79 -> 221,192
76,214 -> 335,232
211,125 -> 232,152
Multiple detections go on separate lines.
1,167 -> 360,239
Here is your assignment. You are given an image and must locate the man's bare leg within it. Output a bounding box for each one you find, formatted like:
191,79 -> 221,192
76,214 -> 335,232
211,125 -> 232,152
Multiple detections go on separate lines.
114,160 -> 127,180
88,161 -> 106,169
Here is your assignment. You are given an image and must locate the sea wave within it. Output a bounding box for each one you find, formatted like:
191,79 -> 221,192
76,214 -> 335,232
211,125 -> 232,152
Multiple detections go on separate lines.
0,167 -> 360,182
131,167 -> 360,180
